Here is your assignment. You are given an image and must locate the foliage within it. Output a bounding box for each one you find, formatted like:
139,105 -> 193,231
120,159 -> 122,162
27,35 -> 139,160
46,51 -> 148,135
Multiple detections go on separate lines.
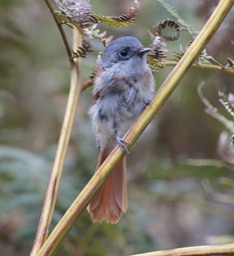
0,0 -> 234,255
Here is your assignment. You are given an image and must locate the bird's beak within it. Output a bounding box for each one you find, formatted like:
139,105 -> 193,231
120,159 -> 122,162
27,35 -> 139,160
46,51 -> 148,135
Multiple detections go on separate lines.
138,47 -> 152,55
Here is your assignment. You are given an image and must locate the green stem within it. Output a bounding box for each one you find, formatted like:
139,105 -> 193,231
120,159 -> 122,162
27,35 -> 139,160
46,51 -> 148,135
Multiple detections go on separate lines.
44,0 -> 73,64
36,0 -> 234,255
130,243 -> 234,256
162,61 -> 234,74
30,28 -> 82,255
82,61 -> 234,92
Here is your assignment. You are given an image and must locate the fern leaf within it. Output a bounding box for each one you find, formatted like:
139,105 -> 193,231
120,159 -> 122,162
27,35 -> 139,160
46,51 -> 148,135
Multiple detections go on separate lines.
147,55 -> 166,71
90,13 -> 133,28
73,36 -> 93,58
155,0 -> 196,36
84,24 -> 113,46
170,50 -> 184,61
218,91 -> 234,119
90,0 -> 139,28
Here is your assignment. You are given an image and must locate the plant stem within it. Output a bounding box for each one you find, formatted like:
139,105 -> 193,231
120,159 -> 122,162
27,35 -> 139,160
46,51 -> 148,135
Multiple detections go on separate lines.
30,28 -> 82,256
130,243 -> 234,256
81,61 -> 234,92
44,0 -> 73,64
162,61 -> 234,74
36,0 -> 234,255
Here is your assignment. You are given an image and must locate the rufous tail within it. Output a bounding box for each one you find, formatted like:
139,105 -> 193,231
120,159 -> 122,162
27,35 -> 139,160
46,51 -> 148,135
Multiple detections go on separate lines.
87,148 -> 127,224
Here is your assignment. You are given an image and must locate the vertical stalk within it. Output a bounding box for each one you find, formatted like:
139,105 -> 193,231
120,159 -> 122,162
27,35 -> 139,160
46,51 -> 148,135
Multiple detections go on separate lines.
30,28 -> 82,255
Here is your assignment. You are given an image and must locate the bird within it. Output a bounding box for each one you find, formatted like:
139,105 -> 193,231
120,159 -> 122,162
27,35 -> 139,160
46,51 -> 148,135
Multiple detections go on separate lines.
87,36 -> 155,224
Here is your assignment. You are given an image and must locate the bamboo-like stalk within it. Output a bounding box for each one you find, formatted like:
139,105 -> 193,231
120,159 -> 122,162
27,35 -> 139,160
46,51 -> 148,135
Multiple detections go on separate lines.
30,27 -> 83,256
130,243 -> 234,256
36,0 -> 234,255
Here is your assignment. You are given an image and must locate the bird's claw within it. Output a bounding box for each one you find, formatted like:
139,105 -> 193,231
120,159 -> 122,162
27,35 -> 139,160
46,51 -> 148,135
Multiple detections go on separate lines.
116,136 -> 129,154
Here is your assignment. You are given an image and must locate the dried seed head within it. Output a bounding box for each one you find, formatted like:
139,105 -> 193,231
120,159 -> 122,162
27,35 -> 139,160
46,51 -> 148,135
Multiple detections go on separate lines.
150,36 -> 167,61
55,0 -> 92,28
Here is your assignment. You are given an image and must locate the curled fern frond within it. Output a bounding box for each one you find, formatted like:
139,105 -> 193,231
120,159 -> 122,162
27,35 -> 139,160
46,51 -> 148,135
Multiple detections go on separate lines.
171,41 -> 223,68
89,72 -> 95,85
218,91 -> 234,119
185,41 -> 212,64
149,36 -> 167,61
89,54 -> 102,86
90,0 -> 139,28
194,45 -> 224,67
73,36 -> 93,58
84,24 -> 113,46
101,35 -> 114,47
55,0 -> 92,28
155,19 -> 180,41
147,55 -> 166,72
197,82 -> 218,114
226,58 -> 234,68
155,0 -> 196,36
171,50 -> 184,61
198,83 -> 234,153
114,0 -> 139,22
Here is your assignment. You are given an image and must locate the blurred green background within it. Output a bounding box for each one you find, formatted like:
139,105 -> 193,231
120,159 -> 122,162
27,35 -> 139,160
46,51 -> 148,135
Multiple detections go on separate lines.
0,0 -> 234,255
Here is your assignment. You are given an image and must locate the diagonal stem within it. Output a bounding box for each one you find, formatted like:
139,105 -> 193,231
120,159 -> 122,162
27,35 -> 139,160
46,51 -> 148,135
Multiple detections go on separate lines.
36,0 -> 234,255
30,26 -> 83,256
44,0 -> 73,64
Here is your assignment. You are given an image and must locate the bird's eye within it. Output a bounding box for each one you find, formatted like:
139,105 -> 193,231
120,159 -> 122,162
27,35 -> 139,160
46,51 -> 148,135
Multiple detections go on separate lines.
119,49 -> 128,58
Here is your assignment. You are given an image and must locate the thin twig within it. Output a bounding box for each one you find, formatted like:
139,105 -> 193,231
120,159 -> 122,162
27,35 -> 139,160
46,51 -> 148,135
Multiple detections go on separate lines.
197,82 -> 217,112
30,15 -> 83,256
81,79 -> 93,90
44,0 -> 73,64
130,243 -> 234,256
82,60 -> 234,92
197,82 -> 234,132
162,61 -> 234,74
36,0 -> 234,255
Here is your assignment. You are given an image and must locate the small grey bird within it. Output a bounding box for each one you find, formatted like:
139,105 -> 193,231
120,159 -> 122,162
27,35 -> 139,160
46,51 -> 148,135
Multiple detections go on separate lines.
87,36 -> 155,224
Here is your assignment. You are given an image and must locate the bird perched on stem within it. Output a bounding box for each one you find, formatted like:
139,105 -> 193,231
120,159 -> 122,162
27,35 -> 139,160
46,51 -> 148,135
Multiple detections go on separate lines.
87,36 -> 155,224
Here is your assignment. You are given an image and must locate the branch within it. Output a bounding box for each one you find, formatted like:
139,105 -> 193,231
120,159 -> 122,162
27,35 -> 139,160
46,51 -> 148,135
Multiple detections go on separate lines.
36,0 -> 234,255
30,17 -> 83,256
44,0 -> 73,64
130,243 -> 234,256
81,60 -> 234,92
198,83 -> 234,132
162,61 -> 234,74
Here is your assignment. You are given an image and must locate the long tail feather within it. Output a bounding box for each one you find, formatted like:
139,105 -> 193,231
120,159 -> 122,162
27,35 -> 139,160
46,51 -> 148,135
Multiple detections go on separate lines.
87,148 -> 127,224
